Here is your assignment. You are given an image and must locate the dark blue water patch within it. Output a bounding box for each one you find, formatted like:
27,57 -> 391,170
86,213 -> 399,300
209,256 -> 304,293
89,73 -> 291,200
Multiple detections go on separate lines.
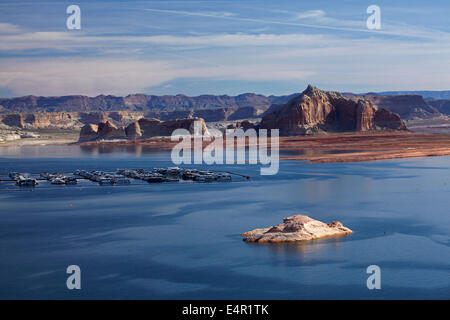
0,146 -> 449,299
340,216 -> 450,245
2,252 -> 448,300
341,261 -> 450,272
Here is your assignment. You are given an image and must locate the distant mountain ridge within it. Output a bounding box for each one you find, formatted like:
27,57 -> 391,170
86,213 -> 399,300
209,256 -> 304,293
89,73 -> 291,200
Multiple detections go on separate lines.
429,100 -> 450,115
361,90 -> 450,100
343,93 -> 441,120
1,90 -> 449,126
0,106 -> 271,130
0,93 -> 300,113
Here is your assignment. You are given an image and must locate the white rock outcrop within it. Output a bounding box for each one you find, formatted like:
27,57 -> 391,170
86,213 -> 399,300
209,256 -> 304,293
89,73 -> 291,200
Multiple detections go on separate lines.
242,214 -> 353,243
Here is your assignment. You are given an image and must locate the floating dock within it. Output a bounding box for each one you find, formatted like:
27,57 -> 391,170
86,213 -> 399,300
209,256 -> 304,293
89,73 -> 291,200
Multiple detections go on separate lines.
1,167 -> 249,187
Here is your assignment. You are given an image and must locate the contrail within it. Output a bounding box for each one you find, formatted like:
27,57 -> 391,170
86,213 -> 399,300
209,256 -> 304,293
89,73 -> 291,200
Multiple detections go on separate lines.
143,7 -> 447,40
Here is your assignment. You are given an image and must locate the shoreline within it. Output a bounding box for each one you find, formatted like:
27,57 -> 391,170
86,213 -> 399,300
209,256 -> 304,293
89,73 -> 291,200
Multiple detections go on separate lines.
0,138 -> 76,147
277,131 -> 450,163
1,131 -> 450,164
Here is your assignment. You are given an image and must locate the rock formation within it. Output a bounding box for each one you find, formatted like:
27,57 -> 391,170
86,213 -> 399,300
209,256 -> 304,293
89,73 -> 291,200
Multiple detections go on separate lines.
241,214 -> 353,243
260,85 -> 406,135
131,117 -> 209,138
0,107 -> 270,131
345,93 -> 441,120
1,90 -> 447,126
97,121 -> 127,139
429,99 -> 450,115
78,124 -> 98,141
1,114 -> 24,128
0,111 -> 144,130
4,88 -> 445,133
227,120 -> 258,131
137,105 -> 269,122
79,117 -> 209,141
125,121 -> 142,139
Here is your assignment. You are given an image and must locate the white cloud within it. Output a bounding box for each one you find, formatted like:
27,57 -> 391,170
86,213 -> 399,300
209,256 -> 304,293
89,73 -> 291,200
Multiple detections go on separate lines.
295,9 -> 364,29
297,10 -> 325,20
1,13 -> 450,96
0,58 -> 315,96
144,8 -> 236,19
2,23 -> 450,96
129,33 -> 328,47
0,59 -> 175,96
0,31 -> 331,51
0,22 -> 21,34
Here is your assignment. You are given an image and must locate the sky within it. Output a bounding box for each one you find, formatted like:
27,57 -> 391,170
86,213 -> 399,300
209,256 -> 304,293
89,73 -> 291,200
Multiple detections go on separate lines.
0,0 -> 449,97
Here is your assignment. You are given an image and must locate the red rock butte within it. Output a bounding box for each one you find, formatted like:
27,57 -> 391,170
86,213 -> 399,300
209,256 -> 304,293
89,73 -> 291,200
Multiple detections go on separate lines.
260,85 -> 406,135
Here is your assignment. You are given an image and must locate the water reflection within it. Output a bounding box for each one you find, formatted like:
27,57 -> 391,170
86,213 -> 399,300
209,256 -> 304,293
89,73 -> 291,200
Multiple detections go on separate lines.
246,236 -> 346,259
0,144 -> 169,158
0,144 -> 363,159
80,145 -> 148,156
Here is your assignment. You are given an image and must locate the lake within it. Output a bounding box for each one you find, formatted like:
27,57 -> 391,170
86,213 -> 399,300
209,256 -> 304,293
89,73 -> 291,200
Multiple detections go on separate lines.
0,145 -> 449,299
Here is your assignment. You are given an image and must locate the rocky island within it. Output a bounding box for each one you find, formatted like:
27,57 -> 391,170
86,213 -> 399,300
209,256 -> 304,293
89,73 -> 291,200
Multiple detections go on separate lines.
242,215 -> 353,243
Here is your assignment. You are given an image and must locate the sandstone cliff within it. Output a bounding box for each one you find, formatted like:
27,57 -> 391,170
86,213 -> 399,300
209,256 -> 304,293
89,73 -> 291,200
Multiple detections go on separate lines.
0,111 -> 144,130
137,105 -> 268,122
79,117 -> 209,141
78,124 -> 98,141
0,106 -> 269,130
260,85 -> 406,135
344,93 -> 441,120
1,91 -> 445,122
97,121 -> 127,139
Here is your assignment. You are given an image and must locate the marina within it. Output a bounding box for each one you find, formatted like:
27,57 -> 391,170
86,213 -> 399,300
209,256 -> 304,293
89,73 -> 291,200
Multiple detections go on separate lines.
1,167 -> 248,187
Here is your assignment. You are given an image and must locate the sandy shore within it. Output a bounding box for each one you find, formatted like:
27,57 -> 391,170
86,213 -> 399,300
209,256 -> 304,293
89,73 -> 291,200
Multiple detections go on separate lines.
0,129 -> 79,147
278,131 -> 450,163
0,138 -> 76,147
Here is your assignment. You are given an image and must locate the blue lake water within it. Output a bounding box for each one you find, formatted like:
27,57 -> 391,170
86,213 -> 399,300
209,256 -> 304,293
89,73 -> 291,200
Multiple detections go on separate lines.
0,145 -> 449,299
